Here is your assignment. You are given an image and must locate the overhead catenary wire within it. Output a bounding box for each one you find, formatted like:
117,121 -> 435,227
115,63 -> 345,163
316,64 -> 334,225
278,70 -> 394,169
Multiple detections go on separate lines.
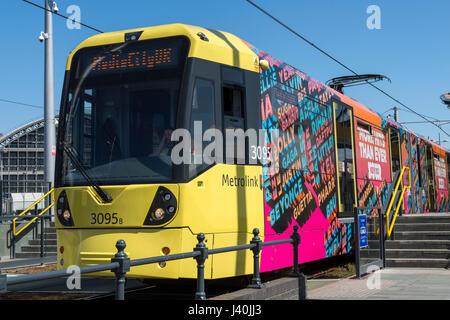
22,0 -> 103,33
401,120 -> 450,125
0,98 -> 43,110
382,107 -> 439,122
245,0 -> 450,139
398,108 -> 441,122
0,98 -> 61,114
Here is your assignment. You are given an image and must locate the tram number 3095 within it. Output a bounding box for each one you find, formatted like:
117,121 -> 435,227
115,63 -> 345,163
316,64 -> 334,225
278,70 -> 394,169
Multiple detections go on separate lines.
90,212 -> 123,225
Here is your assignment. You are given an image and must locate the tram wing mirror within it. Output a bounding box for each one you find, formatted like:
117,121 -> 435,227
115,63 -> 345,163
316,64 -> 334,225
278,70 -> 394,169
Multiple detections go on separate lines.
259,59 -> 270,71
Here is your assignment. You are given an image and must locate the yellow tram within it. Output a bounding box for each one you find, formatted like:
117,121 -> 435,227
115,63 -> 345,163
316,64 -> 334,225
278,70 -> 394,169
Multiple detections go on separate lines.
55,24 -> 264,279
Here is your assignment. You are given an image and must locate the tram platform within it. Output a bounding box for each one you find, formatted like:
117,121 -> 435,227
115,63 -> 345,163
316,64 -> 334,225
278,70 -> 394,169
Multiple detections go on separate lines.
211,267 -> 450,300
306,268 -> 450,300
1,267 -> 449,300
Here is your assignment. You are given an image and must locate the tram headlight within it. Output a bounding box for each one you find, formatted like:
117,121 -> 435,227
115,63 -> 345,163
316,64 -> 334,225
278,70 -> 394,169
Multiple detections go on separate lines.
143,187 -> 177,226
56,190 -> 74,227
151,208 -> 166,221
62,210 -> 72,221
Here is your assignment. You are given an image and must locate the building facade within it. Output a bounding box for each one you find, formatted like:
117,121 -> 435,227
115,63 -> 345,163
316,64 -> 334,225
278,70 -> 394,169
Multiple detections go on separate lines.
0,118 -> 57,213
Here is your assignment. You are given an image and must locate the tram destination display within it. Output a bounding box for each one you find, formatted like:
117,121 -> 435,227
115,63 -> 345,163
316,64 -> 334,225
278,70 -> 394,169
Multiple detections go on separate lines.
74,37 -> 186,77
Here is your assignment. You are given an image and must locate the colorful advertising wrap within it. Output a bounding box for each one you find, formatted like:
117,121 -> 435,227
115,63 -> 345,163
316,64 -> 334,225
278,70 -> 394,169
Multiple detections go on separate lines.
354,121 -> 391,214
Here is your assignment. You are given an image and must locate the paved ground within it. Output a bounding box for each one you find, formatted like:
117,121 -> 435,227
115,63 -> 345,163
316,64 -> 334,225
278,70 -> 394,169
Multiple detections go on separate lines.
0,257 -> 56,270
2,267 -> 449,300
1,273 -> 147,299
307,268 -> 450,300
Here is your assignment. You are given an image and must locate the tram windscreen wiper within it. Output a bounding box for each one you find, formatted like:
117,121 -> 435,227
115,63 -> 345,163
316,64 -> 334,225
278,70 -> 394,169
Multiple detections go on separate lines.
62,144 -> 113,203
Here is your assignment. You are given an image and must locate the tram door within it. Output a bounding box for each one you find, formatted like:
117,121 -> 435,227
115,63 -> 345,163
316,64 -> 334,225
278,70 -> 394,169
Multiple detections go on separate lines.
447,154 -> 450,210
388,129 -> 401,178
333,102 -> 357,217
426,146 -> 436,211
388,128 -> 404,213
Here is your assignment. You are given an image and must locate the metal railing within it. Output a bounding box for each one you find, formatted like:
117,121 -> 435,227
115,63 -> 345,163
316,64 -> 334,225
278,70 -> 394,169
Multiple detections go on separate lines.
354,206 -> 385,278
3,214 -> 53,259
12,188 -> 54,237
2,184 -> 54,259
0,226 -> 307,300
385,167 -> 411,237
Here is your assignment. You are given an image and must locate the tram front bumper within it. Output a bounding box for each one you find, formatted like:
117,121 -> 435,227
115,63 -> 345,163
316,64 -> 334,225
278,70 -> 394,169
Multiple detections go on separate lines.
56,227 -> 211,279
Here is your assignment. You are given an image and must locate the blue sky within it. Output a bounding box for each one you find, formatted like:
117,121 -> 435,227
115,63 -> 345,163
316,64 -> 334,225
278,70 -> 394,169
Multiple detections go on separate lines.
1,0 -> 449,145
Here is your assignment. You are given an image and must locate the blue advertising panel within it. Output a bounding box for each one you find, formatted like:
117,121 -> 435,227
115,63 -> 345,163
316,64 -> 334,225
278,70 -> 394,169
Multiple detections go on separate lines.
359,215 -> 368,248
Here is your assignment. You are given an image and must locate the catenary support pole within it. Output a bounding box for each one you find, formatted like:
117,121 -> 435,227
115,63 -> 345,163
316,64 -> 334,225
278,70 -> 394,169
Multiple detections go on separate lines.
44,0 -> 56,204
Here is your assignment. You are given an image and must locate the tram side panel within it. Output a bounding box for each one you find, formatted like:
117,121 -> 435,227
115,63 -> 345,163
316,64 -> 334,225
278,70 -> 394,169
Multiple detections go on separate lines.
433,146 -> 449,212
447,152 -> 450,212
254,48 -> 352,273
397,131 -> 447,214
407,132 -> 420,214
418,138 -> 430,213
354,119 -> 391,215
400,129 -> 412,214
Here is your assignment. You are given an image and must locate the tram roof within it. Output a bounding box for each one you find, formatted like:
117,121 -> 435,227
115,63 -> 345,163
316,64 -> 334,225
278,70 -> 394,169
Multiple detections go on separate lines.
65,23 -> 260,73
65,23 -> 449,156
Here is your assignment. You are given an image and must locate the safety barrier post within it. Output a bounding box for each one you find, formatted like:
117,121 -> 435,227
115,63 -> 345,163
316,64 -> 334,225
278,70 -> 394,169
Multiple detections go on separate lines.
289,225 -> 306,300
354,206 -> 361,278
40,215 -> 44,258
111,240 -> 130,301
34,204 -> 39,239
194,233 -> 208,300
248,228 -> 263,289
0,269 -> 6,294
10,228 -> 15,259
290,225 -> 301,277
380,212 -> 386,268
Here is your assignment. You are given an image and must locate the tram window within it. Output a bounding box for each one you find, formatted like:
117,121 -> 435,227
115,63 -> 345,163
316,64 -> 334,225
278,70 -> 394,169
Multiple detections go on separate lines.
357,121 -> 372,135
93,88 -> 123,165
223,85 -> 246,165
82,95 -> 93,166
189,78 -> 215,178
447,155 -> 450,195
426,148 -> 434,182
335,103 -> 355,215
390,130 -> 401,177
131,88 -> 174,157
223,86 -> 244,130
417,142 -> 423,188
426,148 -> 436,210
190,78 -> 215,131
